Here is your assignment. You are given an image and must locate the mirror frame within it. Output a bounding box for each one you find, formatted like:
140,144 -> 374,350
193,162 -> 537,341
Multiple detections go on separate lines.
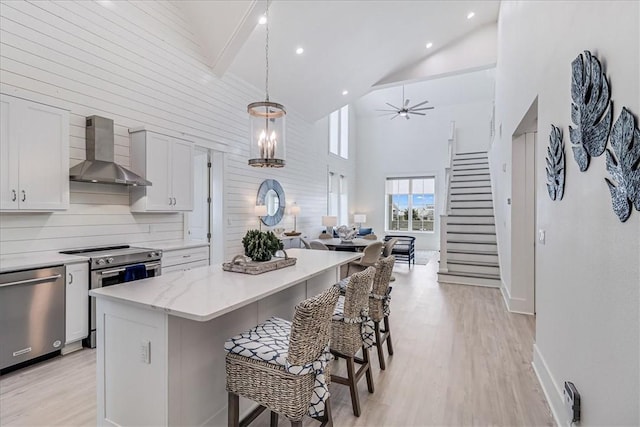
256,179 -> 286,226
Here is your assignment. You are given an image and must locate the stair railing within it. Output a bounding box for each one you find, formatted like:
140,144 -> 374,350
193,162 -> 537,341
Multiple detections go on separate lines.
439,121 -> 456,273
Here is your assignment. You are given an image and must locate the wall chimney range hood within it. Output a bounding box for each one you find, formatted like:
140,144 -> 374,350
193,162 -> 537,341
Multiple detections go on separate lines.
69,116 -> 151,186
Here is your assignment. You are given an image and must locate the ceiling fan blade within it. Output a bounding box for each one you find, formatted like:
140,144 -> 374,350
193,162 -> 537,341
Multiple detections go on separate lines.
406,114 -> 411,120
409,112 -> 426,116
390,113 -> 400,120
385,102 -> 401,110
410,106 -> 435,111
408,100 -> 430,109
375,109 -> 400,112
404,99 -> 410,107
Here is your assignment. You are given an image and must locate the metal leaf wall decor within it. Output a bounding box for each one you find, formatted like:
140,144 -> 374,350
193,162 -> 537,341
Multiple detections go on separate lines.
546,125 -> 566,201
604,107 -> 640,222
569,50 -> 612,171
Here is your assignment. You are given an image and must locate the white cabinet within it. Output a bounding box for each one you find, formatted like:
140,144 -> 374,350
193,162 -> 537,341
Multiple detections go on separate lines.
65,262 -> 89,345
0,94 -> 69,211
161,245 -> 209,273
129,129 -> 193,212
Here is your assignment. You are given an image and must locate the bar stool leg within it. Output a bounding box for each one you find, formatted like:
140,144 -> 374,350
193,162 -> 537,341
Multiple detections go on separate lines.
270,411 -> 278,427
384,316 -> 394,355
373,321 -> 386,370
346,356 -> 361,416
228,392 -> 240,427
362,346 -> 375,394
321,397 -> 334,427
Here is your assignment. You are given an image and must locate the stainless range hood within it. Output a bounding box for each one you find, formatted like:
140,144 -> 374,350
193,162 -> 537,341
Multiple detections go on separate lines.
69,116 -> 151,186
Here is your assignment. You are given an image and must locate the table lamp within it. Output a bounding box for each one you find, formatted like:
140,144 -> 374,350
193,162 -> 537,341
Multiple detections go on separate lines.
255,205 -> 267,230
322,215 -> 337,235
353,214 -> 367,229
289,204 -> 301,234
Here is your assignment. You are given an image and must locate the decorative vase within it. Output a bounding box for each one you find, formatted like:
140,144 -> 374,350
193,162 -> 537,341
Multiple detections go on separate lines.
336,225 -> 357,242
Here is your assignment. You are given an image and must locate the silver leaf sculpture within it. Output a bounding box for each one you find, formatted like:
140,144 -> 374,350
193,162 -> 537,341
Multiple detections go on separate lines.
605,107 -> 640,222
569,50 -> 612,171
546,125 -> 566,201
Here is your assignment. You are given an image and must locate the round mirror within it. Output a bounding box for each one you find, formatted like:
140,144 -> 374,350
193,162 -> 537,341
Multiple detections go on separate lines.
256,179 -> 285,226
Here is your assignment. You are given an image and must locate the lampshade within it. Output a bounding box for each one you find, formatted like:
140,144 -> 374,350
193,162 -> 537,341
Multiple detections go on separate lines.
322,216 -> 337,227
255,205 -> 268,216
290,205 -> 301,215
353,214 -> 367,224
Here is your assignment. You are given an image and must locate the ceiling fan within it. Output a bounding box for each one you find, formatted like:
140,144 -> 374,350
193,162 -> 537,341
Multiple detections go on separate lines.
377,85 -> 434,120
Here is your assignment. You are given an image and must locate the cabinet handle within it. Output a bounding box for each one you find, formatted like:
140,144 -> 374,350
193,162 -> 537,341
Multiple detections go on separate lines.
21,190 -> 26,202
182,254 -> 191,258
172,197 -> 177,206
11,190 -> 16,201
68,273 -> 73,284
169,197 -> 173,206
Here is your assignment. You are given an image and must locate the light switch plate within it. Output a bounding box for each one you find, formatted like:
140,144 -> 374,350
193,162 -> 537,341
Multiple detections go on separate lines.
140,340 -> 151,364
539,229 -> 546,244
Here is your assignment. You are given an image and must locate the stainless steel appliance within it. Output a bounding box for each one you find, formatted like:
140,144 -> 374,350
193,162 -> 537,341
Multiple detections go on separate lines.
59,245 -> 162,348
0,266 -> 66,371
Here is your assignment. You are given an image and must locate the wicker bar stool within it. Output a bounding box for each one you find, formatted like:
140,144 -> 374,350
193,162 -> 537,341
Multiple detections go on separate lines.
369,255 -> 395,370
225,286 -> 340,427
330,267 -> 376,417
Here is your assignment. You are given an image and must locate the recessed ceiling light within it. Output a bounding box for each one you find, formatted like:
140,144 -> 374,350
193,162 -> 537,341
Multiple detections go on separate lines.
258,15 -> 267,25
426,42 -> 433,49
467,11 -> 475,19
342,90 -> 349,96
295,47 -> 304,55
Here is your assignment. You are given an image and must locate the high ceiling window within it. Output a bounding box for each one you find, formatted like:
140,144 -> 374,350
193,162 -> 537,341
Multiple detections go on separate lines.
329,105 -> 348,159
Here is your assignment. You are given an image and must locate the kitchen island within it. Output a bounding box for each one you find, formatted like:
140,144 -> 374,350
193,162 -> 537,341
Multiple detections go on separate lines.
90,249 -> 360,426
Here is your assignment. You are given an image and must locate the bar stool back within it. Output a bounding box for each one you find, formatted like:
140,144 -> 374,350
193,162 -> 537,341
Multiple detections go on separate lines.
369,255 -> 395,370
225,285 -> 340,427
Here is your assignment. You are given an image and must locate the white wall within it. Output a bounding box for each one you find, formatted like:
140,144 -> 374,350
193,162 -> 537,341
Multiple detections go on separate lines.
354,99 -> 493,250
0,1 -> 331,260
491,1 -> 639,425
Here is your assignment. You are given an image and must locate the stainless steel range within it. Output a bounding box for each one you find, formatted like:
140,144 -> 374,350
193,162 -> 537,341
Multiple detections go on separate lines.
60,245 -> 162,348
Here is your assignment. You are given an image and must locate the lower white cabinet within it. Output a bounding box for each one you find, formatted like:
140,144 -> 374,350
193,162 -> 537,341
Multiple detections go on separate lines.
65,262 -> 88,345
162,245 -> 209,273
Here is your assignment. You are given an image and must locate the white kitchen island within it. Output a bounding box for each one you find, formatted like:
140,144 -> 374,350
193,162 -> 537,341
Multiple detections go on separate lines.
90,249 -> 360,427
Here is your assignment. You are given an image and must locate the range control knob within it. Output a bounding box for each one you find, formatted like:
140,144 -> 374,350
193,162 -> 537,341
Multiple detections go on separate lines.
97,259 -> 106,265
107,257 -> 114,264
149,252 -> 157,258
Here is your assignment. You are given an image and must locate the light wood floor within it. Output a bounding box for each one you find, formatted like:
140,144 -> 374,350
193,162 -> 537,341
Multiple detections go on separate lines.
0,258 -> 554,426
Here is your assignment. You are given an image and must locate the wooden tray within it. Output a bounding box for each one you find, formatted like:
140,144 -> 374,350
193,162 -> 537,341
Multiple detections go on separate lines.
222,252 -> 296,275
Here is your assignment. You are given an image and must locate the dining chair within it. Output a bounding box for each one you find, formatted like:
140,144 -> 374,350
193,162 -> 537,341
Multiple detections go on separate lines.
301,238 -> 312,249
382,237 -> 398,257
346,241 -> 383,276
310,241 -> 330,250
362,234 -> 378,240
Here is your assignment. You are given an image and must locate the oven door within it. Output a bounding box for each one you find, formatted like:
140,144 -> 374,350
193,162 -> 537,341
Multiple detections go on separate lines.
87,261 -> 161,348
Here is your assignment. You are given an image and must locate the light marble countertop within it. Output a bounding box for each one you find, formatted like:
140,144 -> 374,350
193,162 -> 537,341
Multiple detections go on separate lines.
0,251 -> 89,273
90,249 -> 360,322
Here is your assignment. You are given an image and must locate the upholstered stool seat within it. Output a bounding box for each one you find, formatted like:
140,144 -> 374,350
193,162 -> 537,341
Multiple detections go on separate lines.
225,286 -> 339,427
329,267 -> 376,417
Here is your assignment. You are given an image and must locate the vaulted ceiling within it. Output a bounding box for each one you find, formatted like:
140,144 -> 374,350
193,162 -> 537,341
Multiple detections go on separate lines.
175,0 -> 500,121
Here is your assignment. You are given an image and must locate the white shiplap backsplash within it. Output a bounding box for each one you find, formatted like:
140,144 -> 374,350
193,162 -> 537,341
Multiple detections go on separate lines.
0,0 -> 347,259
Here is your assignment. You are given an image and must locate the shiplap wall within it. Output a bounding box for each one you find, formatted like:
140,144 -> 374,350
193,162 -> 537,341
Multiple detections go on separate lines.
0,0 -> 344,259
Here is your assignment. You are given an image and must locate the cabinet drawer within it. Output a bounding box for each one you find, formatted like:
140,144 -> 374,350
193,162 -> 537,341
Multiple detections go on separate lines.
162,246 -> 209,268
162,259 -> 209,274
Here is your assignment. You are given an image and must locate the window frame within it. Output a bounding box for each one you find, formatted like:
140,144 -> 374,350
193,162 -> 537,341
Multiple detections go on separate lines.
384,175 -> 436,234
329,105 -> 349,159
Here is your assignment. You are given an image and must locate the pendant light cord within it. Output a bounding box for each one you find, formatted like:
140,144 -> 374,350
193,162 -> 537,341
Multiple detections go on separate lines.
265,1 -> 269,102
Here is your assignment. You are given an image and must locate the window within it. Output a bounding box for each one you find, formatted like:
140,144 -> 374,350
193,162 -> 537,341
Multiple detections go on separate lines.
329,105 -> 349,159
328,171 -> 348,225
386,177 -> 435,232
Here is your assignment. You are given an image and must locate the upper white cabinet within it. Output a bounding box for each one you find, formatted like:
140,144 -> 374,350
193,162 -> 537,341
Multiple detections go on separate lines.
129,129 -> 194,212
0,94 -> 69,211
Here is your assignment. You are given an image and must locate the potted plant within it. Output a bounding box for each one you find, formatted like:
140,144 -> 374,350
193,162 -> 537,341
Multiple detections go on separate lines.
242,230 -> 283,262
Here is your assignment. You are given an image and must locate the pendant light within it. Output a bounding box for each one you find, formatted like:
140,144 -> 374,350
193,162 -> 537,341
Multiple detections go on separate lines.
248,3 -> 286,168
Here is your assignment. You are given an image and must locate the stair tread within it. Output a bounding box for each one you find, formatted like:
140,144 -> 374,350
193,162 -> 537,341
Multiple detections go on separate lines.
448,240 -> 496,245
450,192 -> 493,195
456,151 -> 487,155
447,231 -> 496,235
451,199 -> 493,202
447,249 -> 498,255
447,260 -> 500,267
447,222 -> 495,226
438,271 -> 501,279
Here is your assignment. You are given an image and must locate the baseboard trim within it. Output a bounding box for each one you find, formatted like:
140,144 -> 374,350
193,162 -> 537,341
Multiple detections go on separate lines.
532,343 -> 564,427
499,279 -> 534,315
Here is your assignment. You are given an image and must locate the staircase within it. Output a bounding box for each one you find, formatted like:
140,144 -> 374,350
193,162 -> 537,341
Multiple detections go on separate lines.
438,151 -> 501,287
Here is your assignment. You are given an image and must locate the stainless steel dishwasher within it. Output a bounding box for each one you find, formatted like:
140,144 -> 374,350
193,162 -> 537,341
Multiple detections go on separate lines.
0,265 -> 66,370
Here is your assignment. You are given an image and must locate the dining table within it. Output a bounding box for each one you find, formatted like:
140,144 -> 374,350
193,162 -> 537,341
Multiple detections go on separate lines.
313,237 -> 379,251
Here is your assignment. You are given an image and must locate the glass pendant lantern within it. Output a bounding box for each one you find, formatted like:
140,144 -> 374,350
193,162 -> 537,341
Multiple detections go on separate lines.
248,4 -> 286,168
